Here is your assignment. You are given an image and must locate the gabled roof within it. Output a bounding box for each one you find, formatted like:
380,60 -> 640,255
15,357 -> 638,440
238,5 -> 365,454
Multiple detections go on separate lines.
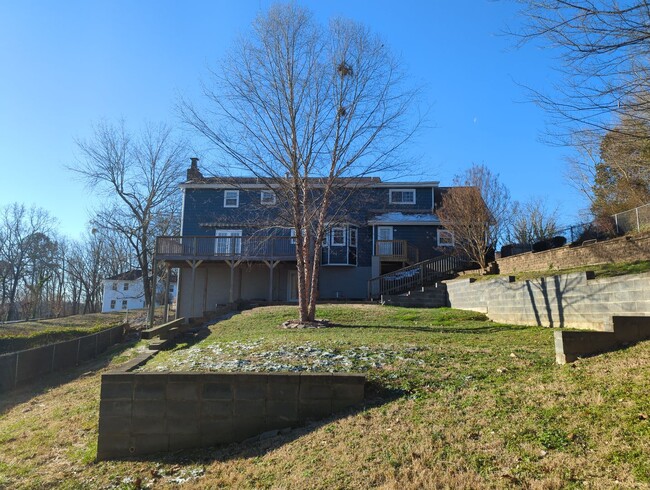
106,270 -> 143,281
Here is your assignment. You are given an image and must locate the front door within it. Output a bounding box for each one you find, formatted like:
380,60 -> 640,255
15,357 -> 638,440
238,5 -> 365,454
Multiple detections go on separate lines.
377,226 -> 393,256
287,270 -> 298,302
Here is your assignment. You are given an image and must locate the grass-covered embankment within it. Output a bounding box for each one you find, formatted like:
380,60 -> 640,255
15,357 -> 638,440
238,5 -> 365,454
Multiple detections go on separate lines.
0,304 -> 649,489
0,312 -> 126,354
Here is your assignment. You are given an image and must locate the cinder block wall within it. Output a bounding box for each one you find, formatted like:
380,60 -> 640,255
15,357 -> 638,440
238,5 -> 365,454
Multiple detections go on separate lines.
97,371 -> 366,460
446,272 -> 650,330
497,232 -> 650,274
0,324 -> 125,393
555,316 -> 650,363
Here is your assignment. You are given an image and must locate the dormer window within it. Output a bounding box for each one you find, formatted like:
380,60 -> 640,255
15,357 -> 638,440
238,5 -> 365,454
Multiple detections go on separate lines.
260,190 -> 276,205
389,189 -> 415,205
224,190 -> 239,208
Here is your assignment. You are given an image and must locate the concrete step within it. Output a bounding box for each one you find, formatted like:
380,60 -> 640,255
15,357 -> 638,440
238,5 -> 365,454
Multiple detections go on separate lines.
141,318 -> 185,339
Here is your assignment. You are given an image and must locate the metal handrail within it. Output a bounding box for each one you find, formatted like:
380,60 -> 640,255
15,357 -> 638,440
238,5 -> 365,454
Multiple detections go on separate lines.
367,255 -> 468,299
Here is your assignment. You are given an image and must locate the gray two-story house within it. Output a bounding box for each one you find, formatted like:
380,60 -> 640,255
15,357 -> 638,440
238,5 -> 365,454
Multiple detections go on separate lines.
155,159 -> 458,319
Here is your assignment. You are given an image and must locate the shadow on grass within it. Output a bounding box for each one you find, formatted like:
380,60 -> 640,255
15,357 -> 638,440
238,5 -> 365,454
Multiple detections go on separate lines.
328,323 -> 532,335
0,341 -> 138,416
103,381 -> 402,466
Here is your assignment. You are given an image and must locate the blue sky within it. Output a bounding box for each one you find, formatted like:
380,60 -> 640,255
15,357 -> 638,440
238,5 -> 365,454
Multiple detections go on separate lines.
0,1 -> 582,239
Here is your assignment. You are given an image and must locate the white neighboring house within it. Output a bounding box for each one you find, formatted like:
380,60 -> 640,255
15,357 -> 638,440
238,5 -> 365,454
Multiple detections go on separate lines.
101,270 -> 178,313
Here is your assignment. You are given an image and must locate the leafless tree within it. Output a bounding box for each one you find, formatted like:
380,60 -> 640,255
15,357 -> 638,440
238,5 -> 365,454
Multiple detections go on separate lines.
510,197 -> 560,244
71,121 -> 186,311
66,232 -> 118,314
516,1 -> 650,140
515,1 -> 650,220
0,203 -> 57,320
437,164 -> 511,270
181,4 -> 419,322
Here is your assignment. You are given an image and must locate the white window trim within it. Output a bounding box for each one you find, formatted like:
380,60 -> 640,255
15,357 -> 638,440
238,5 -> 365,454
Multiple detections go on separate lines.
437,229 -> 454,247
260,190 -> 276,205
110,299 -> 116,309
290,228 -> 297,245
215,229 -> 243,254
223,190 -> 240,208
121,300 -> 128,310
331,227 -> 346,246
123,283 -> 129,291
349,227 -> 357,247
389,188 -> 416,205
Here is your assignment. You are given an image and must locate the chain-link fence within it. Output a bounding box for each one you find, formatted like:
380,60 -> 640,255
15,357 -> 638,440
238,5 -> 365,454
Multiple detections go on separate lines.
612,203 -> 650,235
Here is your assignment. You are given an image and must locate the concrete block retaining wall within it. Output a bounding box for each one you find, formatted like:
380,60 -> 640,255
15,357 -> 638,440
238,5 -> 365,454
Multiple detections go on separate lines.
97,371 -> 366,460
555,316 -> 650,363
0,324 -> 125,393
445,271 -> 650,330
497,232 -> 650,274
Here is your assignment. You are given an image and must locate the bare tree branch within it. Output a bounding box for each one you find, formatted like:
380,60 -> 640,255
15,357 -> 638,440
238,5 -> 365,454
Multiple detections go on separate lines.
180,4 -> 420,322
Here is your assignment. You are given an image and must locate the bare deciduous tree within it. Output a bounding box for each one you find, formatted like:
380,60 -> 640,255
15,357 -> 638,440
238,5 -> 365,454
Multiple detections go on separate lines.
181,4 -> 419,322
516,2 -> 650,220
0,203 -> 57,320
71,121 -> 186,311
510,197 -> 560,244
516,1 -> 650,140
437,164 -> 511,270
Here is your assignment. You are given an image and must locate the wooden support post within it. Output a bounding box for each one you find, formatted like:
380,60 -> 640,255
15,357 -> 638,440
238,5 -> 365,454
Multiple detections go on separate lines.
163,264 -> 170,323
203,265 -> 209,315
227,260 -> 235,304
264,260 -> 279,303
148,258 -> 157,329
191,262 -> 197,317
185,259 -> 203,318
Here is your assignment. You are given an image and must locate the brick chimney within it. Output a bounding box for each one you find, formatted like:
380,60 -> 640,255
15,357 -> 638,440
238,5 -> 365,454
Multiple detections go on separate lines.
187,157 -> 203,181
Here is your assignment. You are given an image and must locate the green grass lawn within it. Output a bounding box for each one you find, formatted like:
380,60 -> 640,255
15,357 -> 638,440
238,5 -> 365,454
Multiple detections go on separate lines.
0,312 -> 127,354
465,259 -> 650,283
1,304 -> 649,489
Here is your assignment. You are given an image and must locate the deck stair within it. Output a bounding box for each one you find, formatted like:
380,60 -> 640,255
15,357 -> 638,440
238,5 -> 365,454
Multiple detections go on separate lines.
368,255 -> 470,303
382,283 -> 448,308
141,318 -> 186,340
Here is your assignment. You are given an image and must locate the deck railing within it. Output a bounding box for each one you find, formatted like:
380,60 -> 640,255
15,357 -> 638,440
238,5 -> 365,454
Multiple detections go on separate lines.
367,255 -> 469,299
156,236 -> 296,261
375,240 -> 419,263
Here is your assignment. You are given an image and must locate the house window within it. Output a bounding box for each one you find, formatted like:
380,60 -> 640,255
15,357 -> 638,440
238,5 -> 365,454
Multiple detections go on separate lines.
331,227 -> 346,246
215,230 -> 242,254
438,229 -> 454,247
389,189 -> 416,205
123,283 -> 129,291
290,228 -> 297,245
224,190 -> 239,208
111,282 -> 117,291
110,300 -> 116,309
121,300 -> 128,310
260,190 -> 276,205
349,227 -> 357,247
